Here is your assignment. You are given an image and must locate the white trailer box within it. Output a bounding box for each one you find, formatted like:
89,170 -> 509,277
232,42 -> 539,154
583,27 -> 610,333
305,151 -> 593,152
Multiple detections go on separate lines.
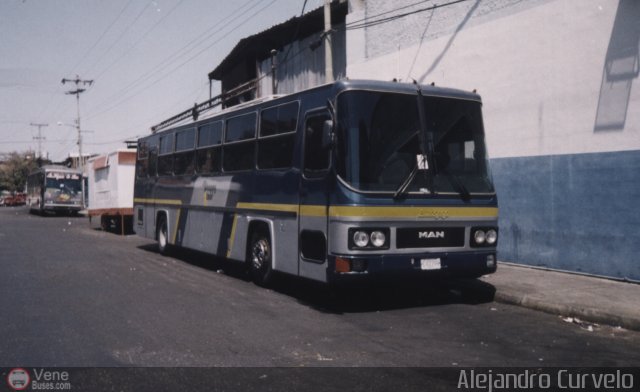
87,149 -> 136,234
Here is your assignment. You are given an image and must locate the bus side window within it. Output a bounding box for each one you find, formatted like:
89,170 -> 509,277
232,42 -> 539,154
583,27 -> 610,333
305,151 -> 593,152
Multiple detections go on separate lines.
158,134 -> 175,176
304,113 -> 331,175
174,128 -> 196,175
136,140 -> 149,178
196,121 -> 223,174
258,102 -> 298,170
223,113 -> 256,172
147,136 -> 159,177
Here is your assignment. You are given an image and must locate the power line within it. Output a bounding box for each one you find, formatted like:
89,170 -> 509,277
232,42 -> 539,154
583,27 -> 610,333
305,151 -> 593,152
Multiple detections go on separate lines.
345,0 -> 469,30
29,122 -> 49,159
93,0 -> 187,81
34,0 -> 134,125
68,0 -> 135,75
81,1 -> 153,77
85,0 -> 261,118
86,0 -> 276,121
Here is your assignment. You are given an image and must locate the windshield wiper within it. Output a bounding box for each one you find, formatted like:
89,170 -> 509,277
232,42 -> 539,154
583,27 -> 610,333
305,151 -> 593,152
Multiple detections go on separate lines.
442,170 -> 471,202
393,163 -> 420,199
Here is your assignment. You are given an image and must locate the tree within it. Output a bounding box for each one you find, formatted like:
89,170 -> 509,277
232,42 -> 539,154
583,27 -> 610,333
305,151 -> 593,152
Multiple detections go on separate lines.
0,151 -> 40,193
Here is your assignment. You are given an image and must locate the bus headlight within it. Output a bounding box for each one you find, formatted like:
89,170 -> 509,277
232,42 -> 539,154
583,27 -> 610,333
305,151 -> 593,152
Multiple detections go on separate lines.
353,231 -> 369,248
471,227 -> 498,247
349,228 -> 390,250
486,229 -> 498,245
370,231 -> 386,247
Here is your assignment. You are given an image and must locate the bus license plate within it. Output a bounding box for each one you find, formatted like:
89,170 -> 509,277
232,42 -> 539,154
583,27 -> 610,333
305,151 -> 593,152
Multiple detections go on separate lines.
420,258 -> 441,270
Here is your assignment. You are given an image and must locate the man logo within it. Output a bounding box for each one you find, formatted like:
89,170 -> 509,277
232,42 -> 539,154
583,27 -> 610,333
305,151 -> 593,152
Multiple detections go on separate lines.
418,231 -> 445,239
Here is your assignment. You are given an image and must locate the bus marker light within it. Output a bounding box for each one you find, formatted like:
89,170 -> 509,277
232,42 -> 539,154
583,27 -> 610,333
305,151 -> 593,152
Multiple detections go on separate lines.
486,254 -> 496,269
335,257 -> 351,273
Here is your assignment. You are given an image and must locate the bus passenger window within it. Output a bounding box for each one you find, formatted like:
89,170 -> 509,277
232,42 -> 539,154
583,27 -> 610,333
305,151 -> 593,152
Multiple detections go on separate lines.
147,136 -> 160,177
136,140 -> 149,178
223,113 -> 256,172
196,146 -> 221,174
258,135 -> 294,169
196,122 -> 222,174
260,102 -> 298,137
174,128 -> 195,175
223,142 -> 255,172
304,113 -> 331,174
157,134 -> 174,176
258,102 -> 298,170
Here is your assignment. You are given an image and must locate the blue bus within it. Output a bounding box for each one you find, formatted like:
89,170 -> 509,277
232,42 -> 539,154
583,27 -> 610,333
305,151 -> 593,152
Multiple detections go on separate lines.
133,80 -> 498,285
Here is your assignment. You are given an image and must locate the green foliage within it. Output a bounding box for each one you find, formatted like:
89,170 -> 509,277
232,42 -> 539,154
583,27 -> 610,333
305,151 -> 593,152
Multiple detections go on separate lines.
0,152 -> 42,192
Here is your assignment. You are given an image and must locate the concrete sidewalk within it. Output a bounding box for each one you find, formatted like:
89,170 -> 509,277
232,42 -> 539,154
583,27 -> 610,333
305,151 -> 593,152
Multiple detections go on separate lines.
479,262 -> 640,331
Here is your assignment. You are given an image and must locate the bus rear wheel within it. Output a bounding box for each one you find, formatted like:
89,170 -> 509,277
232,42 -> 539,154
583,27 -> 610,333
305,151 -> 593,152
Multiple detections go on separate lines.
248,230 -> 273,286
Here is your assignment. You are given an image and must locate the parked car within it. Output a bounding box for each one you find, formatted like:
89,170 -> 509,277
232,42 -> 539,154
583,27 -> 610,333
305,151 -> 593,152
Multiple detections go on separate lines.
3,192 -> 26,207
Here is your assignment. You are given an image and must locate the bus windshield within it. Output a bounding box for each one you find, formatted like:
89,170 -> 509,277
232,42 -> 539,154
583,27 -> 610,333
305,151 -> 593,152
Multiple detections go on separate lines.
45,173 -> 82,199
336,90 -> 495,195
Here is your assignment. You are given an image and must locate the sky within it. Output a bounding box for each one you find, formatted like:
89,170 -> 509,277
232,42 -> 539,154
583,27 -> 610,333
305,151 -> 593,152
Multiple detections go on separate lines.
0,0 -> 322,161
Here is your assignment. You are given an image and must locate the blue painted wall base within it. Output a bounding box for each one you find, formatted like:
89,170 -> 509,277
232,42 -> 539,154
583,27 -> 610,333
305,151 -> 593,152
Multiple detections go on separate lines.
491,150 -> 640,281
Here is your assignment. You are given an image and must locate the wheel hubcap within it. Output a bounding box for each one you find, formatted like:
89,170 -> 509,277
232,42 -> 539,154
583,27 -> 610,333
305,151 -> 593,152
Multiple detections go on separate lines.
252,239 -> 270,270
159,227 -> 167,248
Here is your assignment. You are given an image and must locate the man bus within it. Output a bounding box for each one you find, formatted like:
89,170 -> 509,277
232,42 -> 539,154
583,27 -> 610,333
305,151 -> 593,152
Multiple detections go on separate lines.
134,80 -> 498,286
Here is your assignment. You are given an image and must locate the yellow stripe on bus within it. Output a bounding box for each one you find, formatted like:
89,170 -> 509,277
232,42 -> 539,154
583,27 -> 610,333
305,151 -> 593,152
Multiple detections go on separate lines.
226,214 -> 238,258
134,198 -> 498,219
328,206 -> 498,218
236,202 -> 299,213
300,205 -> 327,217
133,197 -> 182,206
172,208 -> 181,244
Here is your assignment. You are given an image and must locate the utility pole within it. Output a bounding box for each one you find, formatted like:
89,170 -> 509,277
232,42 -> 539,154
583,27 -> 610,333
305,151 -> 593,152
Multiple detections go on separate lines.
324,0 -> 334,83
30,122 -> 48,160
62,75 -> 93,208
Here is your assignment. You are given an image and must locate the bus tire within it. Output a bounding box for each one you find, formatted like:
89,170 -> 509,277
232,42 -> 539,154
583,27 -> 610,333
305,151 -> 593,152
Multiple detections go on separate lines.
248,229 -> 273,286
157,216 -> 171,255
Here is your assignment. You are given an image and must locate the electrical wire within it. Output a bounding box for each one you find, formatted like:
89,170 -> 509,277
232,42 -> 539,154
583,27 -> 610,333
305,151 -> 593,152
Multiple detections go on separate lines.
85,0 -> 261,118
345,0 -> 469,30
93,0 -> 187,81
69,0 -> 135,75
85,0 -> 276,121
81,1 -> 154,77
35,0 -> 135,124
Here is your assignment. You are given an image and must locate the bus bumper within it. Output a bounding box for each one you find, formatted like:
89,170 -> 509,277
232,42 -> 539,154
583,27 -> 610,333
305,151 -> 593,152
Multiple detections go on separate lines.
327,250 -> 497,283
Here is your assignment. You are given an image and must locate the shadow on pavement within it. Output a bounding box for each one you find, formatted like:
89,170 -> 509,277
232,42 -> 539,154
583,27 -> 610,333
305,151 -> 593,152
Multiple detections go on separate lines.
137,243 -> 496,314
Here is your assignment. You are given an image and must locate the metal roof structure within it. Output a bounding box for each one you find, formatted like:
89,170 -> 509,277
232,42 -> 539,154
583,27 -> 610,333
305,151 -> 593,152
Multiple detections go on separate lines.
208,0 -> 348,81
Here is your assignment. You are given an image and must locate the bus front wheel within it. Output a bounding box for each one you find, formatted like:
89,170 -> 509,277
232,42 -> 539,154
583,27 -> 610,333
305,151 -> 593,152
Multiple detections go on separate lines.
248,230 -> 273,286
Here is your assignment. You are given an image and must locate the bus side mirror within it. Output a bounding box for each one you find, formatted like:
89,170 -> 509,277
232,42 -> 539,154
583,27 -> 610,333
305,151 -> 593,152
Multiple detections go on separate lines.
321,120 -> 334,150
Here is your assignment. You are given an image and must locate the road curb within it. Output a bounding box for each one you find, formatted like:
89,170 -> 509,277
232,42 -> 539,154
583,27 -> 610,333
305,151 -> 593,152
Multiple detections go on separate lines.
493,290 -> 640,332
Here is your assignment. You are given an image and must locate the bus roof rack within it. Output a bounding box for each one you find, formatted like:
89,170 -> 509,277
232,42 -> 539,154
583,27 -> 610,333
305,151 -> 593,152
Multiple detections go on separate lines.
151,78 -> 262,133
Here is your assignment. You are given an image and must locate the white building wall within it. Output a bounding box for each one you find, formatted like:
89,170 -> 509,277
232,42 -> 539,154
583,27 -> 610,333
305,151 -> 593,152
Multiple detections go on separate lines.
346,0 -> 639,158
345,0 -> 640,280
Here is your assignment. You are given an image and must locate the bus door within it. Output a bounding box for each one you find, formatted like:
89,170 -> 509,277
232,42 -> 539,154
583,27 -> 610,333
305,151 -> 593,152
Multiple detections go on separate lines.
298,110 -> 333,281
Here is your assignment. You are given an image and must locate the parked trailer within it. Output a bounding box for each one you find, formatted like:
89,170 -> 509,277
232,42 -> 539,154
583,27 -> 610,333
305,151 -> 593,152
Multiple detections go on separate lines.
87,149 -> 136,235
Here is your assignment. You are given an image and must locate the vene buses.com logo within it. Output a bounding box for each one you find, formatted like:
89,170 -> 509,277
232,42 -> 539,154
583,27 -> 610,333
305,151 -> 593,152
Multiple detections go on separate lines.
7,368 -> 30,391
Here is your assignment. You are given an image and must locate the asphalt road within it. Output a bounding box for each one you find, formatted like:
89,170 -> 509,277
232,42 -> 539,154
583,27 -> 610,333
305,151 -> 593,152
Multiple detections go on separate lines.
1,207 -> 639,370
